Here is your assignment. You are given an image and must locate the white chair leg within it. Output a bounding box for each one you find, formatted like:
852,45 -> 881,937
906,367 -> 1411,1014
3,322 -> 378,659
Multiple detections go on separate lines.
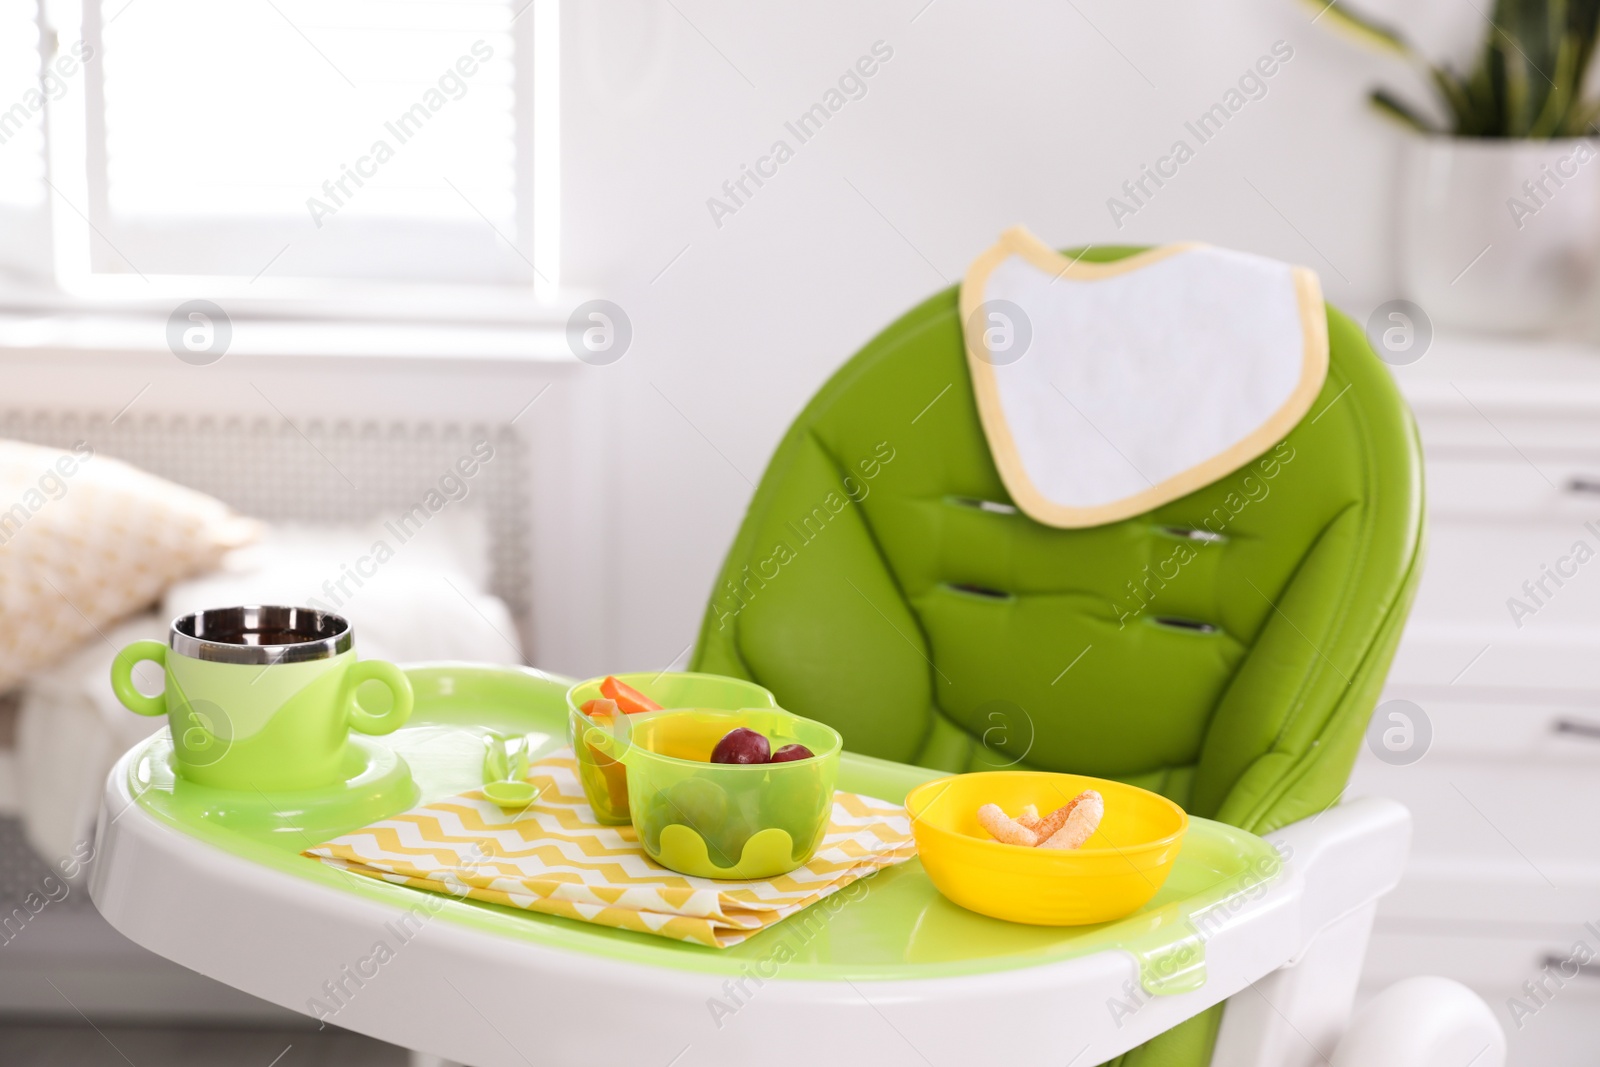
1331,977 -> 1506,1067
1213,901 -> 1378,1067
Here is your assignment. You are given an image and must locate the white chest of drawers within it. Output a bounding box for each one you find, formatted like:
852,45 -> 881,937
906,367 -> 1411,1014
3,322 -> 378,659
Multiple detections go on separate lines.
1353,334 -> 1600,1065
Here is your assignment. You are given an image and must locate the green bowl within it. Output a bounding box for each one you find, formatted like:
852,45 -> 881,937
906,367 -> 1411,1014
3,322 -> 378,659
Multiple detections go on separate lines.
616,707 -> 842,880
564,672 -> 777,825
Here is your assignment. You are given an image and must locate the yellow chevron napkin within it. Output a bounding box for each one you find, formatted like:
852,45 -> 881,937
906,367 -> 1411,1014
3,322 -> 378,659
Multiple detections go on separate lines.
305,748 -> 916,948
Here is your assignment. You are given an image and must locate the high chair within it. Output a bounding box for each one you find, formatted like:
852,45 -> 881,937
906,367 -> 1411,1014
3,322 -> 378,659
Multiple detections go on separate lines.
686,245 -> 1497,1066
89,247 -> 1504,1067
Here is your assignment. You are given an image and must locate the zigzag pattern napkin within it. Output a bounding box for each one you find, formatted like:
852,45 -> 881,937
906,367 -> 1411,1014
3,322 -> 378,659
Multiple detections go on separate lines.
305,748 -> 915,948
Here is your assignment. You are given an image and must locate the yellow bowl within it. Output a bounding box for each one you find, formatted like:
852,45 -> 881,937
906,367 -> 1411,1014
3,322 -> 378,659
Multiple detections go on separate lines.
905,771 -> 1189,926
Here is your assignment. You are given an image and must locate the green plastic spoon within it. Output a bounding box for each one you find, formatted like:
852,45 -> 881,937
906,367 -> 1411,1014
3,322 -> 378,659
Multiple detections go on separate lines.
482,733 -> 539,809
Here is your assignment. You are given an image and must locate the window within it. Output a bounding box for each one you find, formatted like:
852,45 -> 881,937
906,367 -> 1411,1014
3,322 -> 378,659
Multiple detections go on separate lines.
0,0 -> 49,281
0,0 -> 559,310
0,0 -> 44,208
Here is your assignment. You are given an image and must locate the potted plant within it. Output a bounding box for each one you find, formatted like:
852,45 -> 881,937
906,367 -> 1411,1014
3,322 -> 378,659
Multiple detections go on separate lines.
1314,0 -> 1600,333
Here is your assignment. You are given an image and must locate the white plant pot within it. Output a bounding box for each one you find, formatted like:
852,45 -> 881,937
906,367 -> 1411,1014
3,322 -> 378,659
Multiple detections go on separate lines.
1398,136 -> 1600,334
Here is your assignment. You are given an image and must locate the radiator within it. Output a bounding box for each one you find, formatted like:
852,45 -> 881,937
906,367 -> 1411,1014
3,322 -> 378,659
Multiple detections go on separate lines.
0,410 -> 533,631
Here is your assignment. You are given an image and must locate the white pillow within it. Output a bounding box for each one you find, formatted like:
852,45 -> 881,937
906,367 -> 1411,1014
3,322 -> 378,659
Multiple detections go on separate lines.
0,440 -> 259,692
162,508 -> 523,665
208,506 -> 492,593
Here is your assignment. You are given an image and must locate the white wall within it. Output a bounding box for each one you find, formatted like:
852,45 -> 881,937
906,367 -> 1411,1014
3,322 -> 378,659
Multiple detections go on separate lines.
0,0 -> 1468,679
560,0 -> 1430,671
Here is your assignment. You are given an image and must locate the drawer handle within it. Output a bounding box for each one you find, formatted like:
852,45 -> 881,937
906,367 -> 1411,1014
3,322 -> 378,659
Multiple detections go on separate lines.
1565,476 -> 1600,495
1553,718 -> 1600,741
1541,954 -> 1600,978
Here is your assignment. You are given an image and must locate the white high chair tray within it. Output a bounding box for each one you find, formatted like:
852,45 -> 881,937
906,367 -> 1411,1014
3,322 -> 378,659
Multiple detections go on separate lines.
90,664 -> 1409,1067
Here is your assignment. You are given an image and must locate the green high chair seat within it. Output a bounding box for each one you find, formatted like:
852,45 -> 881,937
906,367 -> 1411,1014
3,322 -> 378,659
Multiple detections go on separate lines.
690,246 -> 1425,1066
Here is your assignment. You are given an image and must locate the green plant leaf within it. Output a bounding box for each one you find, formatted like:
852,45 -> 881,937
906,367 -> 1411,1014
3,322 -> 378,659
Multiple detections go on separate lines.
1500,38 -> 1534,136
1308,0 -> 1600,138
1529,34 -> 1577,137
1429,67 -> 1476,132
1300,0 -> 1415,58
1568,0 -> 1600,100
1369,88 -> 1441,133
1460,39 -> 1501,136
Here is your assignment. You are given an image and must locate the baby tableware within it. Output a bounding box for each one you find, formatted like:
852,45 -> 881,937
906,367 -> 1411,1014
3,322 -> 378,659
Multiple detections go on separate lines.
109,605 -> 413,791
481,733 -> 539,808
590,706 -> 842,879
906,770 -> 1188,926
565,671 -> 778,825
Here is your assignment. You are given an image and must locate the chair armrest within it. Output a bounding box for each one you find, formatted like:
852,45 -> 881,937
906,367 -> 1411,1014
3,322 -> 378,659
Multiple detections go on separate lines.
1264,795 -> 1412,959
1214,797 -> 1417,1066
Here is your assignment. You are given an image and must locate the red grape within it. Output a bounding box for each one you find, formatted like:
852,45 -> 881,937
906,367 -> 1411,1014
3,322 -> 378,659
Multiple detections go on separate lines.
769,744 -> 815,763
710,727 -> 770,765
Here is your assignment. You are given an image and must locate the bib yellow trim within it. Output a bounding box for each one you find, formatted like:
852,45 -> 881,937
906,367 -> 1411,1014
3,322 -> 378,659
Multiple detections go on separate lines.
959,227 -> 1329,529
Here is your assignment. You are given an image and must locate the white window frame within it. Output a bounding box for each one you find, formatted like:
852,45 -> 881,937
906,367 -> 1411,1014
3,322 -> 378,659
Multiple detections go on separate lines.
6,0 -> 561,324
0,0 -> 52,285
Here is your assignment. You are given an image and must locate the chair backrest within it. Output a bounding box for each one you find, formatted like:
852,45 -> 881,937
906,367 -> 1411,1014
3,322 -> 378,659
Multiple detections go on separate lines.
691,247 -> 1424,834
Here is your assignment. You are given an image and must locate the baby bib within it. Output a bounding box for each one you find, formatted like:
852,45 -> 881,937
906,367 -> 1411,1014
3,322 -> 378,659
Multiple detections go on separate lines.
960,228 -> 1327,528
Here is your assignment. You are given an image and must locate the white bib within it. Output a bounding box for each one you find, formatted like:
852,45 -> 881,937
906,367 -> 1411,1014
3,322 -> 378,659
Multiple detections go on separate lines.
960,228 -> 1328,528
